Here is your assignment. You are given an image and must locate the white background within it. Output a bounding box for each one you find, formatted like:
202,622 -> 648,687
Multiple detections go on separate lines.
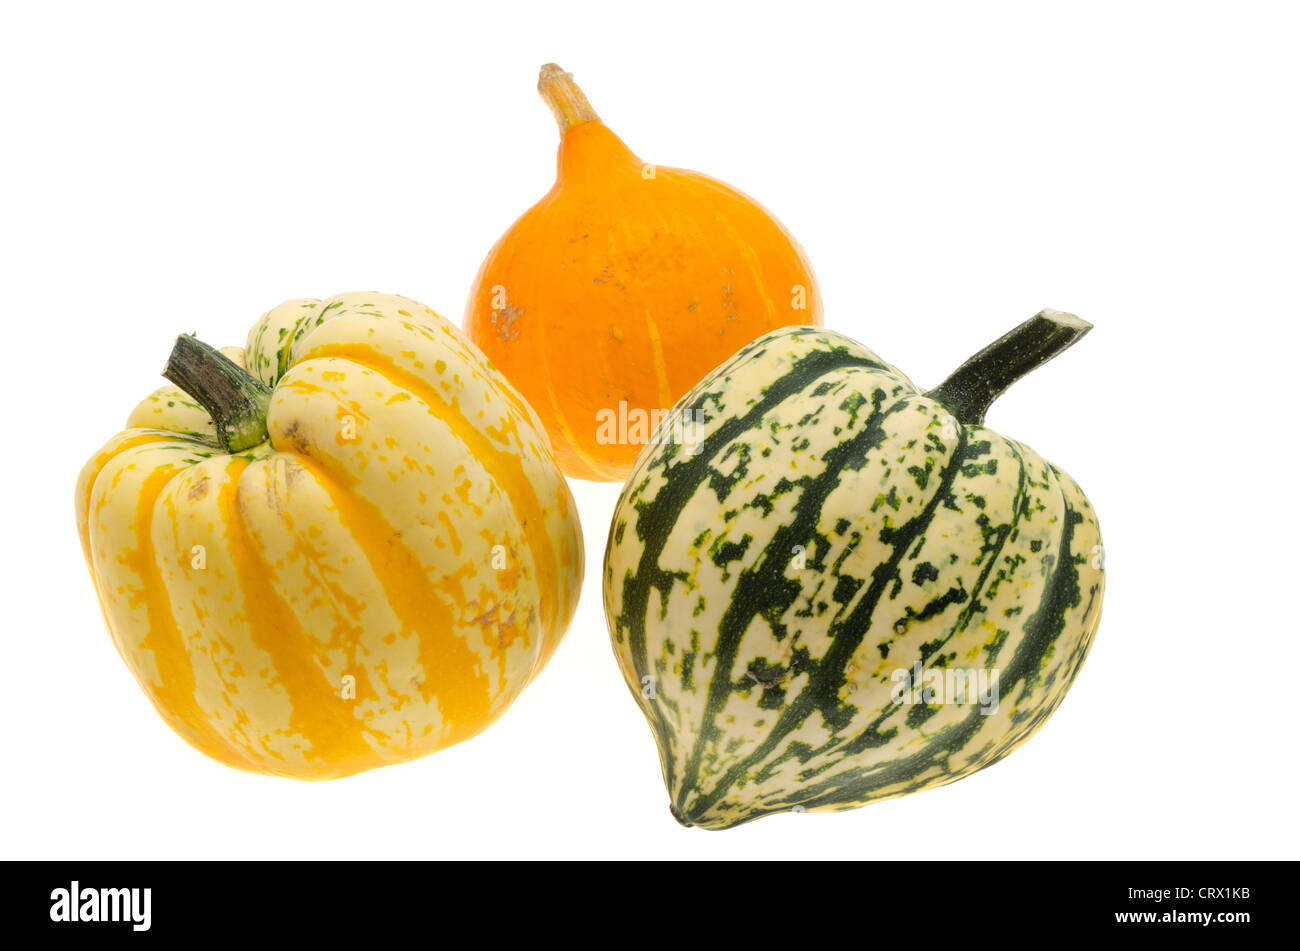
2,1 -> 1296,859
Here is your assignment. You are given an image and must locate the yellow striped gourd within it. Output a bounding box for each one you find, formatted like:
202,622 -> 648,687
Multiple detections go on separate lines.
76,292 -> 583,779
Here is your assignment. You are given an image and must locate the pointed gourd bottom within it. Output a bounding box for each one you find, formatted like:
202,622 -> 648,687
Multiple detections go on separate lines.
603,326 -> 1103,829
76,293 -> 583,779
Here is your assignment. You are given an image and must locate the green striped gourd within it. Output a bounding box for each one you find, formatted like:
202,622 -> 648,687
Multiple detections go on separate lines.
603,311 -> 1104,829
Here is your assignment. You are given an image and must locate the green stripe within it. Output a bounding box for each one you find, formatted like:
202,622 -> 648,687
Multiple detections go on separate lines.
759,489 -> 1086,823
828,436 -> 1030,761
610,346 -> 892,749
680,421 -> 973,822
677,385 -> 907,799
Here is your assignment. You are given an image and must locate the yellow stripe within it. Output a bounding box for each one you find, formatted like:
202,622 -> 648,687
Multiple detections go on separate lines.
690,175 -> 781,321
126,465 -> 255,771
77,432 -> 169,567
222,459 -> 383,778
286,450 -> 496,747
643,308 -> 673,409
299,342 -> 567,668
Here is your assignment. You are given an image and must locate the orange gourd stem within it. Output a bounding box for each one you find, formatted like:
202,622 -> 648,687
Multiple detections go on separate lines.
538,64 -> 600,131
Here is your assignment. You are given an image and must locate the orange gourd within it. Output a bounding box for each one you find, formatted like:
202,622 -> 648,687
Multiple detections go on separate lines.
465,64 -> 823,481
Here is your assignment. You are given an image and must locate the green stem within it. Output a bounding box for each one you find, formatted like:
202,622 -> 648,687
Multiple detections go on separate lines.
926,309 -> 1092,425
163,335 -> 271,452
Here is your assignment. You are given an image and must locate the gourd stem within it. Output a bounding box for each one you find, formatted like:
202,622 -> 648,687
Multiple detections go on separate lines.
163,335 -> 272,452
538,63 -> 600,133
926,309 -> 1092,425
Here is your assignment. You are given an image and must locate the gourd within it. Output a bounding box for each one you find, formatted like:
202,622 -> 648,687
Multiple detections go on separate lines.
465,64 -> 823,482
76,292 -> 583,779
603,311 -> 1104,829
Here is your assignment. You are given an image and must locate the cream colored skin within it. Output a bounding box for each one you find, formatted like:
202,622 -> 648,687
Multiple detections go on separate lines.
77,293 -> 583,779
605,327 -> 1104,827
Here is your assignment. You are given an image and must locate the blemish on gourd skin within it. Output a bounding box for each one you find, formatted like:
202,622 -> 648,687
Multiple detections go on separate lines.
492,302 -> 523,342
721,281 -> 740,322
280,420 -> 311,456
